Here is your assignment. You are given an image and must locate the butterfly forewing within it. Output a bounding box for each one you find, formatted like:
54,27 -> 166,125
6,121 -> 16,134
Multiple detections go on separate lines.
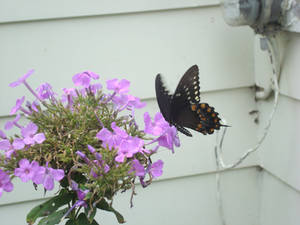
172,64 -> 201,107
155,74 -> 172,123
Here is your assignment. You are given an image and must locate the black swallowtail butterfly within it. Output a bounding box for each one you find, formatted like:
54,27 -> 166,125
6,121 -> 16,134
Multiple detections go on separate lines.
155,65 -> 225,137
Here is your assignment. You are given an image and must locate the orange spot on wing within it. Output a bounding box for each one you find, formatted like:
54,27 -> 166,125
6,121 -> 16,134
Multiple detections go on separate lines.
191,104 -> 197,111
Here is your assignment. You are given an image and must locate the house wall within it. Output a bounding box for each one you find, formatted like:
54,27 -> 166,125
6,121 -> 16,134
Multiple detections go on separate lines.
0,1 -> 268,225
255,31 -> 300,225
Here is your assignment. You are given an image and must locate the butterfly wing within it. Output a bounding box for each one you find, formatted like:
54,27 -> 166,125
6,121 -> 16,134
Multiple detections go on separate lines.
155,74 -> 172,123
169,65 -> 200,136
172,64 -> 201,106
170,65 -> 223,135
172,102 -> 223,135
156,65 -> 225,137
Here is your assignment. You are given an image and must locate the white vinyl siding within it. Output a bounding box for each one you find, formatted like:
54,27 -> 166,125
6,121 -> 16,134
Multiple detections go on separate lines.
0,1 -> 299,225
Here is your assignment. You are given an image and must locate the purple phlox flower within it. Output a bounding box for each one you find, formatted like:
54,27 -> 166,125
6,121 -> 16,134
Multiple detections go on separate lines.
0,130 -> 6,139
96,122 -> 128,150
76,151 -> 91,164
157,126 -> 180,153
13,138 -> 25,150
14,159 -> 40,182
9,69 -> 34,88
10,96 -> 28,115
130,159 -> 145,177
149,145 -> 159,153
31,100 -> 40,112
61,88 -> 77,108
103,164 -> 110,173
89,83 -> 102,94
79,82 -> 102,97
0,138 -> 25,159
70,180 -> 89,203
87,145 -> 102,161
32,162 -> 65,191
72,71 -> 100,88
144,112 -> 180,153
112,94 -> 146,111
128,96 -> 146,109
90,160 -> 110,178
87,145 -> 110,177
25,100 -> 39,113
5,114 -> 21,130
112,122 -> 129,137
9,70 -> 44,102
77,189 -> 89,202
36,83 -> 55,100
71,180 -> 79,190
63,188 -> 88,220
87,144 -> 96,154
62,88 -> 77,101
144,112 -> 169,136
115,136 -> 144,163
149,160 -> 164,178
21,122 -> 46,145
94,161 -> 110,174
111,94 -> 132,109
0,140 -> 13,153
137,160 -> 163,187
0,169 -> 13,197
106,78 -> 130,94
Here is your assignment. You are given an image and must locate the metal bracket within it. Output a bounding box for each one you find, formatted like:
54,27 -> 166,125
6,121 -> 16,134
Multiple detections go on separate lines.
254,33 -> 287,100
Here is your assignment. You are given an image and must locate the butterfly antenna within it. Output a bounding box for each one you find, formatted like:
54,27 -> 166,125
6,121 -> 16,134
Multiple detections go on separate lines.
220,118 -> 231,127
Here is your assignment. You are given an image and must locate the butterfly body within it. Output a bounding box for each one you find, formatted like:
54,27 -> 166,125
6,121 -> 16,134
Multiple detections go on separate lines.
155,65 -> 225,137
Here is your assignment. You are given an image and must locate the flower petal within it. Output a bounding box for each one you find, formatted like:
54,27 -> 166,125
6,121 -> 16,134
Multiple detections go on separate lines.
21,122 -> 38,138
50,168 -> 65,181
12,138 -> 25,150
9,69 -> 34,88
115,154 -> 126,163
0,140 -> 11,150
0,130 -> 7,139
4,121 -> 14,130
43,174 -> 54,190
3,181 -> 14,192
131,159 -> 145,176
34,133 -> 46,144
150,160 -> 164,178
23,137 -> 35,145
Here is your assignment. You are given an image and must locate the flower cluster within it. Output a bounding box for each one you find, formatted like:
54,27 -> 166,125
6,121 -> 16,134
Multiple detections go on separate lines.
0,70 -> 180,224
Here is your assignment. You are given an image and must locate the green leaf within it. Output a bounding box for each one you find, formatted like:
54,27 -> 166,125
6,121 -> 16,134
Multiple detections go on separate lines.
96,199 -> 125,224
65,214 -> 99,225
84,206 -> 97,223
65,220 -> 74,225
77,213 -> 99,225
27,190 -> 74,225
38,208 -> 68,225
